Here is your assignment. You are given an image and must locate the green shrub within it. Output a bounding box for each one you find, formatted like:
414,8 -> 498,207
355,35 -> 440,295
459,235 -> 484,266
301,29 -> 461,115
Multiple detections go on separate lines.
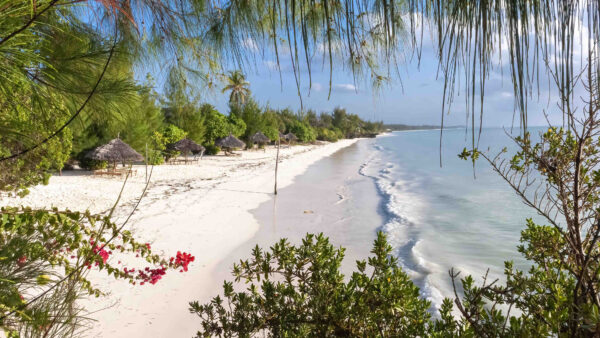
317,127 -> 339,142
79,158 -> 108,171
204,144 -> 221,155
150,125 -> 186,163
77,150 -> 108,171
190,232 -> 432,336
289,120 -> 316,143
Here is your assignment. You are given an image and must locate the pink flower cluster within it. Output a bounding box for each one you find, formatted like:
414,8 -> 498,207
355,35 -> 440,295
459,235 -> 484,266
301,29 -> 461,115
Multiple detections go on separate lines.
171,251 -> 195,272
91,240 -> 110,264
138,266 -> 167,285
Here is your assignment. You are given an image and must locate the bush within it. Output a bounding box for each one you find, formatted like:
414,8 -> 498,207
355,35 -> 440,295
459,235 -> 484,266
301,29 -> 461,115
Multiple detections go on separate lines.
190,232 -> 432,336
289,120 -> 316,143
150,125 -> 186,163
317,127 -> 339,142
203,144 -> 221,155
79,158 -> 108,171
77,150 -> 108,170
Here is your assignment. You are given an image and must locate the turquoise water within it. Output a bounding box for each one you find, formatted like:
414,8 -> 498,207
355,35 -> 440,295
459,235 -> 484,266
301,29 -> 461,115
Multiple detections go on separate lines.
362,128 -> 539,308
243,128 -> 540,311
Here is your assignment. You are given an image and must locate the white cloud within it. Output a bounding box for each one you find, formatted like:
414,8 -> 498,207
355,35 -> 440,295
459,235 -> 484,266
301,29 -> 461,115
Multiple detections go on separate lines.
311,82 -> 323,92
264,60 -> 279,71
334,83 -> 357,93
242,37 -> 258,52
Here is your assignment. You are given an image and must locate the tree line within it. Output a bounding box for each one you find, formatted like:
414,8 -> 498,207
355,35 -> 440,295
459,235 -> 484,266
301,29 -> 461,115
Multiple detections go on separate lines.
71,70 -> 383,166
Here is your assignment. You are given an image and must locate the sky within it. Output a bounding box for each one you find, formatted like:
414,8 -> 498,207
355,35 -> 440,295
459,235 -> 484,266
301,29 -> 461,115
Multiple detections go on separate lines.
206,54 -> 565,129
196,32 -> 569,128
132,16 -> 586,129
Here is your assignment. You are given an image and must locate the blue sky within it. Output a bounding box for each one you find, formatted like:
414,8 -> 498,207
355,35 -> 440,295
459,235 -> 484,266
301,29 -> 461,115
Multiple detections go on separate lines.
200,40 -> 565,128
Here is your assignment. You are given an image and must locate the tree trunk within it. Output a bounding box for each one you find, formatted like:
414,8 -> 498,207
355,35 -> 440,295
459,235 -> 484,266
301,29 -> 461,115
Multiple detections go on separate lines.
274,138 -> 280,195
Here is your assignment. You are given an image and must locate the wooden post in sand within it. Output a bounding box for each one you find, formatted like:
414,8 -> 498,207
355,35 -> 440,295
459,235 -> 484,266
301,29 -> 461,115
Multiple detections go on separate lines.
145,143 -> 148,182
274,136 -> 280,195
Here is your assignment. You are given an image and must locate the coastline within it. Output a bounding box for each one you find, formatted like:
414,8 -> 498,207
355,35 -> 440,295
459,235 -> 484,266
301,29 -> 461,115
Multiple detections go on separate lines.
0,139 -> 360,337
213,137 -> 384,290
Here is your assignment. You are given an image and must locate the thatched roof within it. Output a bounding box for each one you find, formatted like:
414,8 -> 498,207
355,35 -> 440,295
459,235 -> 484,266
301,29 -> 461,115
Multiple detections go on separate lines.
168,138 -> 205,154
86,139 -> 144,162
215,134 -> 245,149
285,132 -> 298,142
279,132 -> 286,140
251,132 -> 270,144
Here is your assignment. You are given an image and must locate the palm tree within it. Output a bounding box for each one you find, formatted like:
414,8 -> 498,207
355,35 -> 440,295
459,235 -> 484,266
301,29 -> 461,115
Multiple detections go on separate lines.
222,70 -> 251,106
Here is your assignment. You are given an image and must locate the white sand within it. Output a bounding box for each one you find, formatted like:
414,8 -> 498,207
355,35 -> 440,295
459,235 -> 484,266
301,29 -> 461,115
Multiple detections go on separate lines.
0,139 -> 359,337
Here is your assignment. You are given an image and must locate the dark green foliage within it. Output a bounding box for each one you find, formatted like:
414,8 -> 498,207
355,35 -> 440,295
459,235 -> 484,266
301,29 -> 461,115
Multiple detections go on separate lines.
200,104 -> 230,145
77,157 -> 108,171
289,120 -> 316,143
120,78 -> 165,153
190,232 -> 432,337
151,124 -> 187,161
232,100 -> 264,147
0,102 -> 72,195
227,114 -> 246,138
162,71 -> 205,144
203,144 -> 221,156
316,127 -> 341,142
222,71 -> 251,107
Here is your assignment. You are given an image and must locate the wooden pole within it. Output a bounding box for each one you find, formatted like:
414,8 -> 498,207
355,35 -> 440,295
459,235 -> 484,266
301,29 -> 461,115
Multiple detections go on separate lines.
274,136 -> 280,195
145,143 -> 148,182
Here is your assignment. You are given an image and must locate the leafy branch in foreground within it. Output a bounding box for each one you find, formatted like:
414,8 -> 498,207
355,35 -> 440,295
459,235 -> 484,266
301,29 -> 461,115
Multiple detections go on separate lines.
190,232 -> 437,337
0,206 -> 195,337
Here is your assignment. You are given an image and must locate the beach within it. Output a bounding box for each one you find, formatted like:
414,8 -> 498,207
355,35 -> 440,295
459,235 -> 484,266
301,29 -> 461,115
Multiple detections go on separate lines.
0,139 -> 361,337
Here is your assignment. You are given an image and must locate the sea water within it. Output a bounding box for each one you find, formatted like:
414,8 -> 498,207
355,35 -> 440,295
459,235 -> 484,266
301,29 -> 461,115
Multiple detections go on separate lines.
244,128 -> 538,311
361,128 -> 537,308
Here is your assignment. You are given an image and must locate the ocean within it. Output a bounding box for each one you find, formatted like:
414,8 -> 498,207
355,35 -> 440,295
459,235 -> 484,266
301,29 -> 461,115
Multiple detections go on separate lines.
243,128 -> 537,310
360,128 -> 535,308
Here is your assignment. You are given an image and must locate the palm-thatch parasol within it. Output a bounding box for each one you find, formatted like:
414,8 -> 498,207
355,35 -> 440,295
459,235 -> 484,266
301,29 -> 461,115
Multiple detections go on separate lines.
285,132 -> 298,143
279,132 -> 286,141
251,132 -> 270,145
167,138 -> 205,163
216,134 -> 245,154
168,138 -> 205,155
86,138 -> 143,168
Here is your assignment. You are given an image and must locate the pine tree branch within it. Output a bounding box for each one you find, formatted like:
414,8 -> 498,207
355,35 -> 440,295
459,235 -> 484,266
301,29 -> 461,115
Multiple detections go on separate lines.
0,0 -> 60,47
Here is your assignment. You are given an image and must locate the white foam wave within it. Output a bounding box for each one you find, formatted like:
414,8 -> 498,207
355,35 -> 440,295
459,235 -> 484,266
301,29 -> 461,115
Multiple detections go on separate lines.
361,143 -> 445,310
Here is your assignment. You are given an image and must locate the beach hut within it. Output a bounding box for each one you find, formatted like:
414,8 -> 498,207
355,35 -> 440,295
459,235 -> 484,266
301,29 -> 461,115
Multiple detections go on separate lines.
285,132 -> 298,144
215,134 -> 245,155
168,138 -> 205,163
251,131 -> 270,149
86,138 -> 143,172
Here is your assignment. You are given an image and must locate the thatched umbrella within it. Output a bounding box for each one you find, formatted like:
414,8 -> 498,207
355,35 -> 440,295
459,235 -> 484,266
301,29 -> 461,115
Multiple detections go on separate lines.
86,138 -> 143,169
285,132 -> 298,143
251,132 -> 270,145
279,132 -> 287,141
169,138 -> 205,154
168,138 -> 205,163
215,134 -> 245,154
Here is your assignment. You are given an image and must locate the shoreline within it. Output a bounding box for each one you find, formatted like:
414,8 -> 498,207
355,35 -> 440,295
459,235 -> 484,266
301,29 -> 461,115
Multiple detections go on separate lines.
1,139 -> 361,337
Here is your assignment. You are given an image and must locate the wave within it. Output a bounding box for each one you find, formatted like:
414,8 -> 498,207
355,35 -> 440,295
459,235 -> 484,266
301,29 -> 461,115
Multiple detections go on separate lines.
359,144 -> 445,311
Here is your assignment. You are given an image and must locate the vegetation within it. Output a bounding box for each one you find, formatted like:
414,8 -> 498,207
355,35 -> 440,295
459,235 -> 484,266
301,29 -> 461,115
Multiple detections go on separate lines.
222,71 -> 251,107
2,0 -> 599,336
190,233 -> 432,336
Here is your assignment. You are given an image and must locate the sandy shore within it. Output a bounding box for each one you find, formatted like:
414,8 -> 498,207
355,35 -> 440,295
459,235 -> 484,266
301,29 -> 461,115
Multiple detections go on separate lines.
0,139 -> 359,337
